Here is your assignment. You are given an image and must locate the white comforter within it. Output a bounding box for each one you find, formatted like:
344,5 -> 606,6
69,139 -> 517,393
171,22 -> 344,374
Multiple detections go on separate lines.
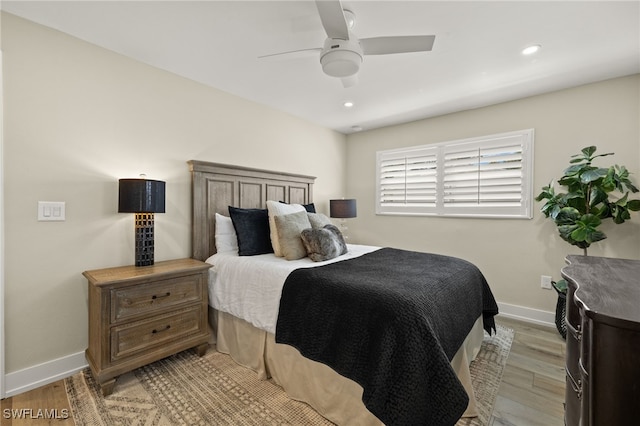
206,244 -> 379,334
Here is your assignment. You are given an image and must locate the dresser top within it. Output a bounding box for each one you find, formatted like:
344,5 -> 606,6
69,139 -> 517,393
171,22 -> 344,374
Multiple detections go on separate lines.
83,258 -> 211,286
562,255 -> 640,326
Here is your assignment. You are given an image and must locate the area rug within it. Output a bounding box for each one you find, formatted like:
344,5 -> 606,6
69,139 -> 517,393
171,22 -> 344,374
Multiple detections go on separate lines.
66,325 -> 513,425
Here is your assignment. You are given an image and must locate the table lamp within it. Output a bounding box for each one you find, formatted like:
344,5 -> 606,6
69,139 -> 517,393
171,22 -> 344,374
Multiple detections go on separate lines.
118,177 -> 166,266
330,199 -> 357,240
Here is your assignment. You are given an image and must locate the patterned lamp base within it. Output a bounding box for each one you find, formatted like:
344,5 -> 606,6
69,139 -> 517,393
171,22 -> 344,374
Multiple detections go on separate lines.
134,213 -> 155,266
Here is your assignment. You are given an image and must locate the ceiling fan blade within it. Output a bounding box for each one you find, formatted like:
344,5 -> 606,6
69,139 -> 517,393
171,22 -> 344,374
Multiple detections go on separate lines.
341,74 -> 358,88
360,35 -> 435,55
258,48 -> 322,62
315,0 -> 349,40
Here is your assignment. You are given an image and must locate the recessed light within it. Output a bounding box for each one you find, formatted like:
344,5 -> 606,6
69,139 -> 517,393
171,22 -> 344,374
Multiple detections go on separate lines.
522,44 -> 541,55
343,101 -> 354,108
351,125 -> 363,132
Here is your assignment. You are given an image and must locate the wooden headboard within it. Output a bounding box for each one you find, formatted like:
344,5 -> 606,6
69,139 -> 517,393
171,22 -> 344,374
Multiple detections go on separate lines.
188,160 -> 316,261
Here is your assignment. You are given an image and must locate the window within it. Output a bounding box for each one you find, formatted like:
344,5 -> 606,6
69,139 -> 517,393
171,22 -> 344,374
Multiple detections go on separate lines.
376,129 -> 534,219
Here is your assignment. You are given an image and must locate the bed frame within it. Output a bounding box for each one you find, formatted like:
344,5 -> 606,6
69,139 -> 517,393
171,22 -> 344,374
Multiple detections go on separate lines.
187,160 -> 482,425
188,160 -> 315,261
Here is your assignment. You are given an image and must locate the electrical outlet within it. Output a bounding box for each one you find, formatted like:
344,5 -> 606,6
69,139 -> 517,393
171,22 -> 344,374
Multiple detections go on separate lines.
540,275 -> 552,290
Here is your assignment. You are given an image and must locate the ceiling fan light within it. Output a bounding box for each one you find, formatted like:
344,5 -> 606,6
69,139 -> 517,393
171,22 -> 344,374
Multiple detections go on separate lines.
320,49 -> 362,77
343,9 -> 356,29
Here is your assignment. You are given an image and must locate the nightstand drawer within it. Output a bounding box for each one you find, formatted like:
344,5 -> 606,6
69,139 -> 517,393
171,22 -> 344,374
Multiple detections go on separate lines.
111,306 -> 204,362
111,275 -> 202,322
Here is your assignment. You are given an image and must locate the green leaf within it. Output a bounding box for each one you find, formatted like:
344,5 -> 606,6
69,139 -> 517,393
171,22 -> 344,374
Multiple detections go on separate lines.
580,168 -> 608,184
589,187 -> 608,207
601,168 -> 617,192
579,214 -> 601,228
558,224 -> 579,243
549,205 -> 562,219
553,279 -> 568,293
627,199 -> 640,211
581,146 -> 597,158
555,207 -> 580,225
563,164 -> 583,177
616,165 -> 639,193
535,183 -> 554,201
615,192 -> 629,206
589,230 -> 607,243
570,227 -> 589,242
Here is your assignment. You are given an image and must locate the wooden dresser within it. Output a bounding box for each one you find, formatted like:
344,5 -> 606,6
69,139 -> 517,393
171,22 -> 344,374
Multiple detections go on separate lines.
84,258 -> 211,395
561,255 -> 640,426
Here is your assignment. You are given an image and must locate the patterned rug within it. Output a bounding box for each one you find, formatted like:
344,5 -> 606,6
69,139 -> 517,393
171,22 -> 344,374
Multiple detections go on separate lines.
66,326 -> 513,425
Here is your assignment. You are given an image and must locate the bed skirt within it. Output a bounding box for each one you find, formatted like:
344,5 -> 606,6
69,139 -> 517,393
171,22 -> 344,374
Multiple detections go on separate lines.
208,307 -> 483,425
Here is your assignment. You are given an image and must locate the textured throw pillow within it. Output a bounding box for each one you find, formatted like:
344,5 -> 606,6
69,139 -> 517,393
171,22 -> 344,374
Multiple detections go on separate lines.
300,227 -> 343,262
267,200 -> 306,256
228,206 -> 273,256
214,213 -> 238,254
273,211 -> 312,260
323,224 -> 348,255
307,213 -> 332,229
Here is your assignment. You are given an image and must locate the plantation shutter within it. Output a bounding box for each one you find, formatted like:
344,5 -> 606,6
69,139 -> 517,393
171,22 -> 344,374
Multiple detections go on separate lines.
378,147 -> 438,210
443,140 -> 524,208
376,129 -> 533,218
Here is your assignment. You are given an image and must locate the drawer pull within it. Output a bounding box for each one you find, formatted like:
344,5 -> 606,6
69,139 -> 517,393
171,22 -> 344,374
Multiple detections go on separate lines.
152,325 -> 171,334
567,321 -> 582,342
568,375 -> 583,400
151,292 -> 171,301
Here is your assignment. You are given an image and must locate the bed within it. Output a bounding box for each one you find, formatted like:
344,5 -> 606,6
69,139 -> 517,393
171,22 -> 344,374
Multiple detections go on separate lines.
188,160 -> 498,426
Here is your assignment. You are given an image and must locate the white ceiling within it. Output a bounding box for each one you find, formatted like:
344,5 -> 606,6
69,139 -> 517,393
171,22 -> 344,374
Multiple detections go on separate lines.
3,1 -> 639,134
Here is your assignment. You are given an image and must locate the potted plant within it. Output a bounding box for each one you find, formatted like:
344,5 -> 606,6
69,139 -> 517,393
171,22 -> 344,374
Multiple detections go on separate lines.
536,146 -> 640,338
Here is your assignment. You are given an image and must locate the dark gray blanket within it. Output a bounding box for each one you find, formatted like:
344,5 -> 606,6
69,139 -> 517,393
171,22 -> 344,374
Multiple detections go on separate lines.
275,247 -> 498,426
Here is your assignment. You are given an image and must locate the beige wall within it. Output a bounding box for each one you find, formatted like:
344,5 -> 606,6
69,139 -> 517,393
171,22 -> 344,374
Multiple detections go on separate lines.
1,13 -> 346,373
346,74 -> 640,314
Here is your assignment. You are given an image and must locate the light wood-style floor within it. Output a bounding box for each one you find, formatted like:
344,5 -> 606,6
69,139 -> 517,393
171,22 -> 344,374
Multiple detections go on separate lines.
1,316 -> 566,426
490,316 -> 566,426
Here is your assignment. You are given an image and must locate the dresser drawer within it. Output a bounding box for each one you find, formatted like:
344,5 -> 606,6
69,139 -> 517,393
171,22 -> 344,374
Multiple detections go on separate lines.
111,274 -> 203,323
111,306 -> 205,362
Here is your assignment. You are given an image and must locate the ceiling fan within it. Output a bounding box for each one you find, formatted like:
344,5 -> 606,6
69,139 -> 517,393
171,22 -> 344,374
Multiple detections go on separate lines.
259,0 -> 436,88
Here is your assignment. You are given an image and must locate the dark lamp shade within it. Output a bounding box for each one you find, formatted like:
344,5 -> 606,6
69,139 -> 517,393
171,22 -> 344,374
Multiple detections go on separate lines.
118,179 -> 166,213
330,199 -> 357,219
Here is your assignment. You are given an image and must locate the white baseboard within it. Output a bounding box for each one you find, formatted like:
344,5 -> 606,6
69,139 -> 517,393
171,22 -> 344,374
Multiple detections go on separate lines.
2,301 -> 555,398
4,351 -> 87,398
497,301 -> 556,328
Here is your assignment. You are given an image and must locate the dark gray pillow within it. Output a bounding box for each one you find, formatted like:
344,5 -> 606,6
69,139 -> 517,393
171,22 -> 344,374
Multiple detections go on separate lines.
323,224 -> 347,255
228,206 -> 273,256
300,224 -> 347,262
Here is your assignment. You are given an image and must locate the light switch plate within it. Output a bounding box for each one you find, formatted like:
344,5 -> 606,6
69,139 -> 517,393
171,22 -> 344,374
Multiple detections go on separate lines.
38,201 -> 65,221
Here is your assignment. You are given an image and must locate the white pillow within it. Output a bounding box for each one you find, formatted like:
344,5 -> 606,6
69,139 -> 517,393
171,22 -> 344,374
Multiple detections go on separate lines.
266,200 -> 305,257
215,213 -> 238,253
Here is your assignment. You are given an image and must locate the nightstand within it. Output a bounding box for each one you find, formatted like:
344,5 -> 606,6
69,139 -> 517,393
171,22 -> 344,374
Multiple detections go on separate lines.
84,258 -> 211,396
